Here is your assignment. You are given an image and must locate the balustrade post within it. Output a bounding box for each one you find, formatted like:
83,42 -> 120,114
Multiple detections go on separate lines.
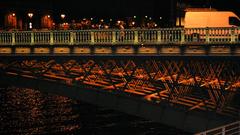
222,127 -> 225,135
206,28 -> 210,43
112,31 -> 116,44
230,27 -> 236,43
70,31 -> 75,45
157,31 -> 161,43
134,30 -> 138,44
238,122 -> 240,134
181,29 -> 185,43
11,32 -> 15,45
50,32 -> 54,45
91,32 -> 95,44
31,32 -> 34,45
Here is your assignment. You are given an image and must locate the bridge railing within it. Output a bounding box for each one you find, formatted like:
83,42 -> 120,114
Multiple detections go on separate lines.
195,121 -> 240,135
0,27 -> 239,45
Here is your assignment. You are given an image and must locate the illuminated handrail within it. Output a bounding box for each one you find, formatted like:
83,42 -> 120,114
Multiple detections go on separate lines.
0,27 -> 239,45
195,121 -> 240,135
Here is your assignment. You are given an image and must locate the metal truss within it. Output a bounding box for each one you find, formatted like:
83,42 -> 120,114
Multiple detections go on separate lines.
0,57 -> 239,118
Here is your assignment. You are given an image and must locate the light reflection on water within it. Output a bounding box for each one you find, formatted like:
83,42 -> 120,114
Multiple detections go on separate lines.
0,87 -> 190,135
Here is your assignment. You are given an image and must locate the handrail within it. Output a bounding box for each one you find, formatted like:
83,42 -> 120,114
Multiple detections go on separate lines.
195,121 -> 240,135
0,27 -> 239,45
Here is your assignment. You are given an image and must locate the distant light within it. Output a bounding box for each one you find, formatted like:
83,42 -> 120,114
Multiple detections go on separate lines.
90,18 -> 93,21
159,17 -> 162,20
12,13 -> 16,17
149,17 -> 152,20
132,21 -> 135,25
154,24 -> 157,27
145,15 -> 148,18
110,19 -> 113,21
83,18 -> 86,21
60,14 -> 66,19
133,16 -> 136,18
47,15 -> 50,18
100,19 -> 104,22
28,13 -> 33,18
117,20 -> 121,24
29,22 -> 32,29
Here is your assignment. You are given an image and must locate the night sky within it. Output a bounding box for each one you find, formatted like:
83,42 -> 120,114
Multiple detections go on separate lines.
0,0 -> 240,20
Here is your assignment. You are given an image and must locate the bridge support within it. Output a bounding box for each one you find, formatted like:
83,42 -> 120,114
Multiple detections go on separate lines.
0,72 -> 236,133
0,56 -> 239,133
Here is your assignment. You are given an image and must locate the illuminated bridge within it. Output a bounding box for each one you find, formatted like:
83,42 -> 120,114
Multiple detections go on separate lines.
0,28 -> 239,134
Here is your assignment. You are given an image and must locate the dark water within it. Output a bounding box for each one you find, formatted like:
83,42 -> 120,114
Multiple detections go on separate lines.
0,87 -> 191,135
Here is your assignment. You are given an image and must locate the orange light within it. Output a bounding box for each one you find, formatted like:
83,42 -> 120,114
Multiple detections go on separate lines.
47,15 -> 50,18
12,13 -> 16,17
28,13 -> 33,18
60,14 -> 66,19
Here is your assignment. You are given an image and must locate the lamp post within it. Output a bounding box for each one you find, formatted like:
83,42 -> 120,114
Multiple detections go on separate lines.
28,13 -> 33,29
60,14 -> 66,29
11,13 -> 16,29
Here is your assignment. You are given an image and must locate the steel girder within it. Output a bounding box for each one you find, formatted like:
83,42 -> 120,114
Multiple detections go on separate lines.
0,57 -> 239,118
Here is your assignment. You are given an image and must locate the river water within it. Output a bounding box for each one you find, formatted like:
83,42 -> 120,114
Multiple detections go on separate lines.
0,86 -> 190,135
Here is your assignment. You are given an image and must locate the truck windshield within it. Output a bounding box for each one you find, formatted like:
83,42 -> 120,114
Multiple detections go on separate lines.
229,17 -> 240,26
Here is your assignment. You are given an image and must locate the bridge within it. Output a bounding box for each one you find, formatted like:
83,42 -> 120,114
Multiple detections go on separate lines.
0,28 -> 239,134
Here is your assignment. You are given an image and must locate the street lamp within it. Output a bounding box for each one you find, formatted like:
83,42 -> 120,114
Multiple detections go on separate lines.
28,13 -> 33,18
60,14 -> 66,29
11,13 -> 16,29
60,14 -> 66,19
28,13 -> 34,29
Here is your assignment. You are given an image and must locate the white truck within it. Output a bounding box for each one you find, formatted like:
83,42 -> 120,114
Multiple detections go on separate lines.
184,9 -> 240,28
178,8 -> 240,42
